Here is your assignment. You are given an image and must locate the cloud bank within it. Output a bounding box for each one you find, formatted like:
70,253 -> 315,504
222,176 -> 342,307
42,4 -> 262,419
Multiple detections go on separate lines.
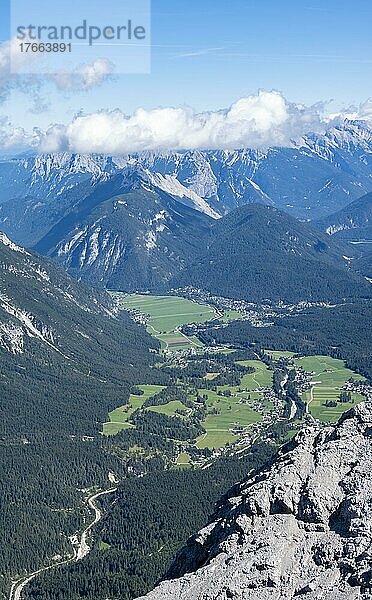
38,92 -> 371,154
1,35 -> 371,156
1,91 -> 371,156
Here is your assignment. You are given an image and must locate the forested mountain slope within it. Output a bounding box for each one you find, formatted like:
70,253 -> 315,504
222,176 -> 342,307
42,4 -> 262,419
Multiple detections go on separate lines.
316,191 -> 372,240
32,194 -> 372,303
0,232 -> 159,597
0,231 -> 158,434
173,204 -> 372,303
315,192 -> 372,278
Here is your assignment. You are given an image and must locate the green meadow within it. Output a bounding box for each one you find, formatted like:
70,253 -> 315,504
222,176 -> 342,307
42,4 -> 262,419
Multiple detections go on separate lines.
111,293 -> 242,351
102,384 -> 165,436
114,293 -> 216,331
196,390 -> 261,448
294,355 -> 365,422
235,360 -> 273,389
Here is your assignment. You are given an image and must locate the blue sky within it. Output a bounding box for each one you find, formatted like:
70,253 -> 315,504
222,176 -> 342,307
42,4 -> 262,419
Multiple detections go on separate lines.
0,0 -> 372,147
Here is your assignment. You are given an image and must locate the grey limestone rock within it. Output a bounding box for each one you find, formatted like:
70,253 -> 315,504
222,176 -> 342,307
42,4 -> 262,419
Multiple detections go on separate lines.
135,403 -> 372,600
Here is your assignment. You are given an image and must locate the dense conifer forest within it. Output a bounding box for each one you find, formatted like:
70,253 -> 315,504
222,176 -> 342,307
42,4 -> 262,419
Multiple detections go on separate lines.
25,444 -> 276,600
0,241 -> 164,598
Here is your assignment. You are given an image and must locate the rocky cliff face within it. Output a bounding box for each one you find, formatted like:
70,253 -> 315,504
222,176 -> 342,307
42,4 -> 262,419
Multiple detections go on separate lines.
137,403 -> 372,600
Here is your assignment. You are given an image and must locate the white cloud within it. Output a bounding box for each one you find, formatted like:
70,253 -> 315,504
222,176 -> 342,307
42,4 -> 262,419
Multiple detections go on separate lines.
0,38 -> 114,104
40,91 -> 335,154
174,47 -> 225,58
326,98 -> 372,125
1,91 -> 372,156
49,58 -> 114,91
353,98 -> 372,123
0,115 -> 41,154
0,38 -> 40,80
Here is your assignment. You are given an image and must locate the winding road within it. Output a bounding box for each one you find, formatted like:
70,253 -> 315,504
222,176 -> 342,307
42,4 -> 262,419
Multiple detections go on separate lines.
9,487 -> 117,600
306,381 -> 322,414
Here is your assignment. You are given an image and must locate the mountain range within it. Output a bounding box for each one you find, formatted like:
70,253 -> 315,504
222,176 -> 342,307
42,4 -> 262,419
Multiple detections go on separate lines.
1,117 -> 371,600
34,169 -> 213,290
31,188 -> 371,302
0,124 -> 371,302
0,120 -> 371,248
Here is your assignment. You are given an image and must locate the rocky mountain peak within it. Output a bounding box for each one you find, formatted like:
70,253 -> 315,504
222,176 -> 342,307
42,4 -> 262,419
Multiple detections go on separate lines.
137,402 -> 372,600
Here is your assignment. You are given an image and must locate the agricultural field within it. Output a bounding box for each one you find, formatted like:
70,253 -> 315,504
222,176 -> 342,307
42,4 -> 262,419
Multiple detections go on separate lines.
111,293 -> 217,350
156,332 -> 203,351
194,360 -> 273,450
237,360 -> 273,389
294,355 -> 365,422
204,372 -> 220,380
220,309 -> 244,322
196,388 -> 262,449
102,352 -> 273,454
111,293 -> 242,351
102,384 -> 165,436
176,452 -> 191,465
101,347 -> 368,465
197,429 -> 236,449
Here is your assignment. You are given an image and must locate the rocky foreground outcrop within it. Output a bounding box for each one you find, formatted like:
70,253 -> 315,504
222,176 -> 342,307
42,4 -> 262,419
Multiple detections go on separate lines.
136,403 -> 372,600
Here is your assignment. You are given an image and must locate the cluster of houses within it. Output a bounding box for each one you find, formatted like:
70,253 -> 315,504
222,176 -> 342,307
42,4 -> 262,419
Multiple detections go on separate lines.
343,379 -> 372,401
292,366 -> 312,394
174,287 -> 335,328
123,307 -> 149,326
